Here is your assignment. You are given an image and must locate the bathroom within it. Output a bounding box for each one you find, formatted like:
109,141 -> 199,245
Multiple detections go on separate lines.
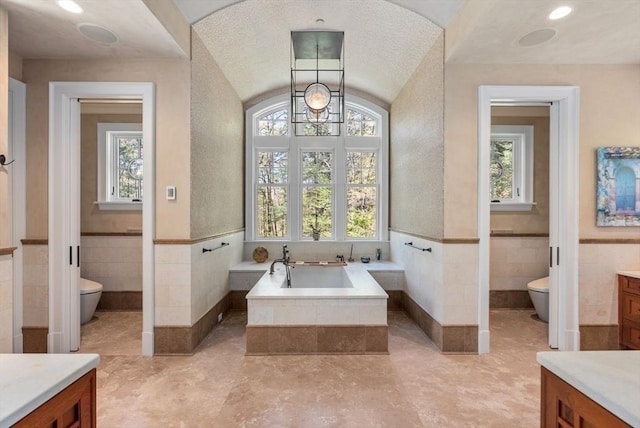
78,100 -> 144,352
489,104 -> 551,334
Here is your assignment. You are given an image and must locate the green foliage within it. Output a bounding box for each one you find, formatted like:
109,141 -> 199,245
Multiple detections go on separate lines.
490,139 -> 513,200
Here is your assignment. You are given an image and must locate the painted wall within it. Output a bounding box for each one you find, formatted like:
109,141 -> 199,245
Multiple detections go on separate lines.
0,8 -> 8,247
80,105 -> 143,233
444,63 -> 640,326
490,107 -> 550,234
190,31 -> 244,239
9,50 -> 22,81
22,58 -> 192,239
444,63 -> 640,238
390,33 -> 444,240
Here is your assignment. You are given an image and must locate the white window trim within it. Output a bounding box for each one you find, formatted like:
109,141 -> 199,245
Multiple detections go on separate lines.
490,125 -> 534,212
96,122 -> 143,210
245,93 -> 388,241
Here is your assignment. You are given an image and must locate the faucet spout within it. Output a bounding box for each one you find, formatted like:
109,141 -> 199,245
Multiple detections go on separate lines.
269,245 -> 293,288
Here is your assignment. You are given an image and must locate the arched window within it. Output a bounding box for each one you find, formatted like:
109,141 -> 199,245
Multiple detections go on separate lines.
245,94 -> 388,241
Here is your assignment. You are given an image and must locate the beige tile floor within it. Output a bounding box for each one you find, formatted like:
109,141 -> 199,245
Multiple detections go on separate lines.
80,309 -> 550,427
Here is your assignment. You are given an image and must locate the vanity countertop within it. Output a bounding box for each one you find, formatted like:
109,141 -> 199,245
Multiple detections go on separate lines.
0,353 -> 100,427
537,351 -> 640,426
617,270 -> 640,279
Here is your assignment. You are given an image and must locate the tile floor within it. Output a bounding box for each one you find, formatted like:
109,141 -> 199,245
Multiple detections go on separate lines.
80,309 -> 550,427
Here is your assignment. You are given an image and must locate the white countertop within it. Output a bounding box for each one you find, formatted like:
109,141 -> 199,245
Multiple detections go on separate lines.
617,270 -> 640,280
537,351 -> 640,426
0,353 -> 100,427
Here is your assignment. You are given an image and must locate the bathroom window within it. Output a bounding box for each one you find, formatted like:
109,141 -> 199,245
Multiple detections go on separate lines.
246,96 -> 388,241
96,123 -> 143,210
490,125 -> 534,211
256,151 -> 288,238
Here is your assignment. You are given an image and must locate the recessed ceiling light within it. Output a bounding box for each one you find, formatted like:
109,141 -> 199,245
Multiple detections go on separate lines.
77,23 -> 119,44
57,0 -> 83,14
549,6 -> 572,20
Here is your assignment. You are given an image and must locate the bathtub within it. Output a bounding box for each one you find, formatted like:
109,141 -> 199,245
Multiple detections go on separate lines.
245,264 -> 388,354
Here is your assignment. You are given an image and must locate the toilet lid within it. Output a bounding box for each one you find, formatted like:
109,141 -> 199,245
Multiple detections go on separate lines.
80,278 -> 103,295
527,276 -> 549,293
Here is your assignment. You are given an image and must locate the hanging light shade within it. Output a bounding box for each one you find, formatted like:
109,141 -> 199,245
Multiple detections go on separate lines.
304,83 -> 331,111
305,107 -> 330,124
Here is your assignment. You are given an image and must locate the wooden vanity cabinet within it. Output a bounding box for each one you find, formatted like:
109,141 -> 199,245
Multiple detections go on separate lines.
541,367 -> 630,428
618,274 -> 640,350
13,369 -> 96,428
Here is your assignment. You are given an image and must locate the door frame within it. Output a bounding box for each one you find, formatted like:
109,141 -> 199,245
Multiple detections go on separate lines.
48,81 -> 156,355
9,78 -> 26,352
477,85 -> 580,353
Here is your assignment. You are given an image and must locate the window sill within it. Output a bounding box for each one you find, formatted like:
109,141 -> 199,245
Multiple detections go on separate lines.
94,201 -> 142,211
491,202 -> 536,212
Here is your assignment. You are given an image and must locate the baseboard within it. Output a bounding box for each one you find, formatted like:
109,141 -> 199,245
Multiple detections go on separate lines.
97,291 -> 143,311
402,293 -> 478,353
246,325 -> 388,355
154,292 -> 231,355
22,327 -> 48,353
580,325 -> 619,350
489,290 -> 533,309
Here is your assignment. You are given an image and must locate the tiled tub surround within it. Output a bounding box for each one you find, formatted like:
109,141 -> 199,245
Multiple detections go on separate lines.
489,236 -> 549,309
81,235 -> 142,311
246,264 -> 388,354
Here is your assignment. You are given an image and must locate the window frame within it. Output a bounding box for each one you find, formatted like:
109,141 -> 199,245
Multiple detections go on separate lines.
96,122 -> 143,211
490,125 -> 534,212
246,94 -> 388,241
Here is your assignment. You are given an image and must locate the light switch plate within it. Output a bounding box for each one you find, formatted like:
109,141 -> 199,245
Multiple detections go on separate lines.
166,186 -> 176,200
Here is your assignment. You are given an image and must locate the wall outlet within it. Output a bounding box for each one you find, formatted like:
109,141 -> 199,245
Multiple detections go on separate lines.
217,313 -> 223,323
166,186 -> 176,200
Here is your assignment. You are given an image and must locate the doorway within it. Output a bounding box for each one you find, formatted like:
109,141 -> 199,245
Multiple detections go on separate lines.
48,82 -> 155,356
477,85 -> 580,354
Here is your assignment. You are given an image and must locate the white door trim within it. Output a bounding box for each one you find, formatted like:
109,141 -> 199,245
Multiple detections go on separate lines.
477,85 -> 580,354
49,82 -> 156,356
9,78 -> 26,353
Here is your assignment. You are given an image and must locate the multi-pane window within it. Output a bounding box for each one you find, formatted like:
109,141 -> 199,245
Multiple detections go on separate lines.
346,109 -> 376,137
347,151 -> 377,238
490,125 -> 534,209
97,123 -> 143,209
247,97 -> 388,241
258,109 -> 288,136
302,151 -> 333,238
257,151 -> 288,238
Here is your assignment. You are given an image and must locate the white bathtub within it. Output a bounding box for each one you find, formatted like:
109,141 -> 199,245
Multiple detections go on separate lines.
246,264 -> 387,325
286,266 -> 354,288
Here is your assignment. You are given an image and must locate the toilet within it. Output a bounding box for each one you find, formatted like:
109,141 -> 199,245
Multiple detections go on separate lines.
80,278 -> 103,324
527,276 -> 549,322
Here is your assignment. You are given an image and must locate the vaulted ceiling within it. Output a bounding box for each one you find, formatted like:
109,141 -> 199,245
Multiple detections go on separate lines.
2,0 -> 639,105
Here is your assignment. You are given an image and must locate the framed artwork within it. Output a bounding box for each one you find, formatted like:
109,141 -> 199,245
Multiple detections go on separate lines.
596,147 -> 640,226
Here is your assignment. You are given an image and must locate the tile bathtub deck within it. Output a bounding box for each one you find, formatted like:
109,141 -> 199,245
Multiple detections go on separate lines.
80,309 -> 549,427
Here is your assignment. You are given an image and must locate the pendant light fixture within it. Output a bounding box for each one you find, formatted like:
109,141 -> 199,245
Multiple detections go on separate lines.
291,31 -> 344,136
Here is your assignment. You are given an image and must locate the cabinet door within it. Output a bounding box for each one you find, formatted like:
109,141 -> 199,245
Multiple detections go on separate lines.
541,367 -> 630,428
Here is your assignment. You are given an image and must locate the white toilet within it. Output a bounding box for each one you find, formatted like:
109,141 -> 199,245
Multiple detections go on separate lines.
80,278 -> 103,324
527,276 -> 549,322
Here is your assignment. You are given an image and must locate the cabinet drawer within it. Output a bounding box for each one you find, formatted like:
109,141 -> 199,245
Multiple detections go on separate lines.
621,323 -> 640,349
622,293 -> 640,323
623,276 -> 640,295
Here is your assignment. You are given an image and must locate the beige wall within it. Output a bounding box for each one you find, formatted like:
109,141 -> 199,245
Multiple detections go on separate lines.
9,50 -> 22,81
190,31 -> 244,239
491,107 -> 550,234
390,33 -> 444,239
22,58 -> 192,239
444,64 -> 640,239
81,108 -> 143,233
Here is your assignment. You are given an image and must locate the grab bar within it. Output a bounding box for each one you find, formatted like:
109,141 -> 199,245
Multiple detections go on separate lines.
203,242 -> 229,253
404,242 -> 432,252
